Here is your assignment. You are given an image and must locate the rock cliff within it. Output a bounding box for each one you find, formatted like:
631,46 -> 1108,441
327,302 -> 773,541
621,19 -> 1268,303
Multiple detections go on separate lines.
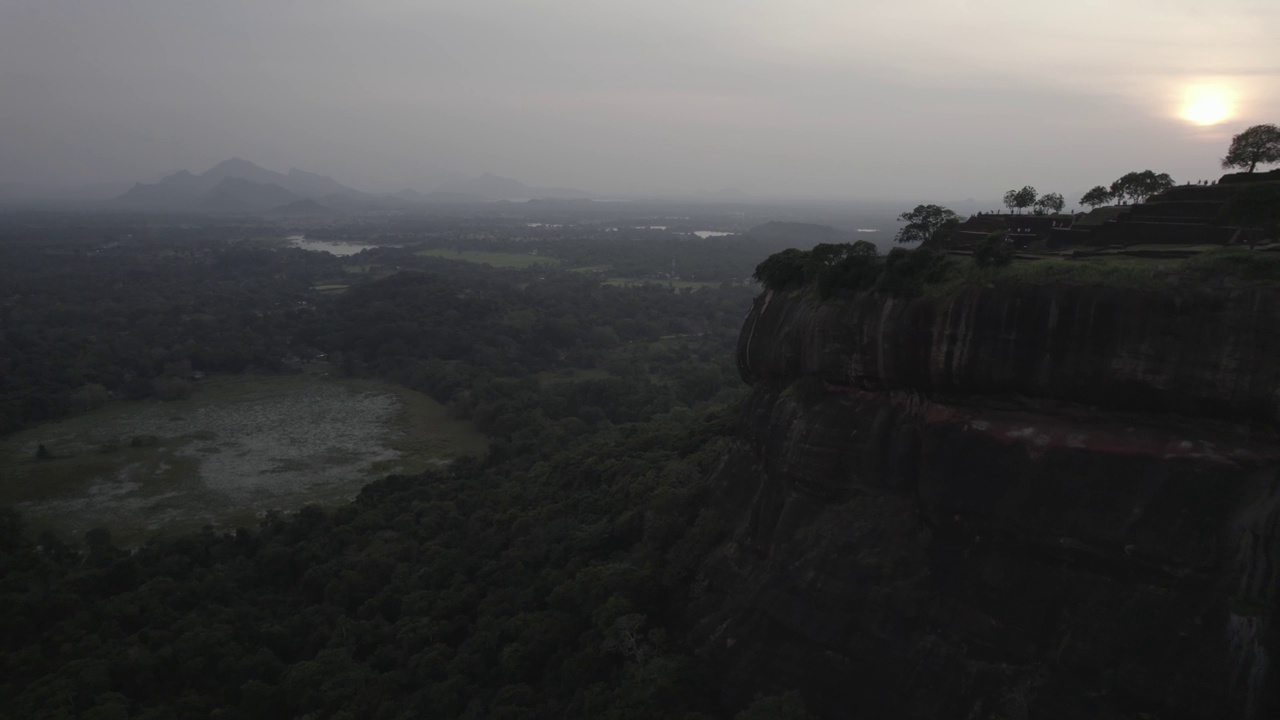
693,286 -> 1280,719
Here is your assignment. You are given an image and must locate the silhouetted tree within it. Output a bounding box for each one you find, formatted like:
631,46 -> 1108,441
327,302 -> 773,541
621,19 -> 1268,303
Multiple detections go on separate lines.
1003,186 -> 1037,214
1080,186 -> 1114,208
1222,124 -> 1280,173
1110,171 -> 1175,204
1034,192 -> 1065,214
894,204 -> 960,244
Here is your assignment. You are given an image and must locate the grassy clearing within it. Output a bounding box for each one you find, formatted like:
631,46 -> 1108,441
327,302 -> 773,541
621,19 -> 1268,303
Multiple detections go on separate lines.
311,284 -> 350,291
567,265 -> 612,273
927,247 -> 1280,295
347,378 -> 490,476
417,248 -> 560,268
0,372 -> 487,544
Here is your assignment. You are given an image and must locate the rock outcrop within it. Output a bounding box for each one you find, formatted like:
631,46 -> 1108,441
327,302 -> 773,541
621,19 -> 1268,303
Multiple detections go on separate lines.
693,286 -> 1280,719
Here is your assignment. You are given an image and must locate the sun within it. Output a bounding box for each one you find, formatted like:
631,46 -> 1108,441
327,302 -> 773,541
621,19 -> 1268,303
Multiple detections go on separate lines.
1179,85 -> 1234,126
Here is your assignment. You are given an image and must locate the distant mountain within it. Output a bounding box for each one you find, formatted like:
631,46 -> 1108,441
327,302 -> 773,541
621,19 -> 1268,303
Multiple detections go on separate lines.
435,173 -> 592,202
419,190 -> 488,204
200,177 -> 300,213
391,188 -> 426,202
113,158 -> 374,212
279,167 -> 359,198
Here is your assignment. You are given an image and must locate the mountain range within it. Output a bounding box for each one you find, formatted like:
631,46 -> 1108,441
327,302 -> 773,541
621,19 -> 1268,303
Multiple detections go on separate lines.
108,159 -> 594,213
112,158 -> 405,213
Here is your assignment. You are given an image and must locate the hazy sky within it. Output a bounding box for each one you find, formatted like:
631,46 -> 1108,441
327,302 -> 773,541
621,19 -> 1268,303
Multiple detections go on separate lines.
2,0 -> 1277,201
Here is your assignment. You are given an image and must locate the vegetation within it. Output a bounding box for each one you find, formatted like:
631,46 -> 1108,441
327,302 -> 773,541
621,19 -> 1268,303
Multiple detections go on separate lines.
0,373 -> 485,544
753,243 -> 947,298
0,212 -> 814,718
415,248 -> 560,268
1080,185 -> 1113,208
1033,192 -> 1065,215
753,241 -> 1280,301
0,406 -> 749,719
1222,123 -> 1280,173
1108,170 -> 1175,204
893,204 -> 960,245
1002,186 -> 1037,214
972,232 -> 1014,267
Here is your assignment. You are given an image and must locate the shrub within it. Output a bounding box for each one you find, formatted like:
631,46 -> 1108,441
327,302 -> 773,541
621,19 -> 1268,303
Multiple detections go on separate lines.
973,232 -> 1014,268
877,247 -> 950,296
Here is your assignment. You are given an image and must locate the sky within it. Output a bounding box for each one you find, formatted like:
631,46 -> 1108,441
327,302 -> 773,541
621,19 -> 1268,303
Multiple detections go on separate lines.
2,0 -> 1278,202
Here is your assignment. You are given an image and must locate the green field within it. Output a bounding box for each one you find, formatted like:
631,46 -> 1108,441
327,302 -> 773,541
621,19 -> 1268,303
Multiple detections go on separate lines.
0,373 -> 488,544
929,246 -> 1280,294
417,248 -> 560,268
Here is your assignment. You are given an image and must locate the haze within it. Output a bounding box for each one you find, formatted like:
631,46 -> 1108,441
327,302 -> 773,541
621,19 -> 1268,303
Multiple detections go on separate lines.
2,0 -> 1277,201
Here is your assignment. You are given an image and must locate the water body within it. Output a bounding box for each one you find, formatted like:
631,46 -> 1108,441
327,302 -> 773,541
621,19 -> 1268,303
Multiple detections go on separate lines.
288,235 -> 382,256
693,230 -> 734,238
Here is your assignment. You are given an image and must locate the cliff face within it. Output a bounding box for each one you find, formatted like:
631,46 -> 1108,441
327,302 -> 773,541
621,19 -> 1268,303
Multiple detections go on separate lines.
694,287 -> 1280,719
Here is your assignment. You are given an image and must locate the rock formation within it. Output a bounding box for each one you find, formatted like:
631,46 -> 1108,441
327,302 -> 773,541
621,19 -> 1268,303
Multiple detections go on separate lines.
692,285 -> 1280,718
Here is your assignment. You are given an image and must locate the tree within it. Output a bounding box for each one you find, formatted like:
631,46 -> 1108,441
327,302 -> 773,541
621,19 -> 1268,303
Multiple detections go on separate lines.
1222,124 -> 1280,173
752,248 -> 808,290
1109,171 -> 1175,204
1003,186 -> 1037,214
1149,171 -> 1175,196
1034,192 -> 1065,214
1080,186 -> 1113,208
894,204 -> 960,245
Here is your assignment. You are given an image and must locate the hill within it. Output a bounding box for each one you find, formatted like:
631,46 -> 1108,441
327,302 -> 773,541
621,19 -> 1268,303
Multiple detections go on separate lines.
113,158 -> 390,212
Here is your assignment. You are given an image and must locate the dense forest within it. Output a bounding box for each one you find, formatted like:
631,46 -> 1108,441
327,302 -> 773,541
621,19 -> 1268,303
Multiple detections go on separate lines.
0,219 -> 760,436
0,214 -> 814,718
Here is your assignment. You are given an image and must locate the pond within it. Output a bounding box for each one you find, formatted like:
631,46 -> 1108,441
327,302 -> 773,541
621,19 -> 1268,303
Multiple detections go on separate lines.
289,234 -> 383,256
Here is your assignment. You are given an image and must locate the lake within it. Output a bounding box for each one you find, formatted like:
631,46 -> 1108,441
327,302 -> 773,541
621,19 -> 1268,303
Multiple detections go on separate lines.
289,234 -> 383,256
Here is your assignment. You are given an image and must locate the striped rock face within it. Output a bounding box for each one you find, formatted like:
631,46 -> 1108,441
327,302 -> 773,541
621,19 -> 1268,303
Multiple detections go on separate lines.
691,286 -> 1280,720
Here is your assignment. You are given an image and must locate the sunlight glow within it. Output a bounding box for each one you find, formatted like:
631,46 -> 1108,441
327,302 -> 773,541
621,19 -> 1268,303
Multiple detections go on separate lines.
1179,85 -> 1235,126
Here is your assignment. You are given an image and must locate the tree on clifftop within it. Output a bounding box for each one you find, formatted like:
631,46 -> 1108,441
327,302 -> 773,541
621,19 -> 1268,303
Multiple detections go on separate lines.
1222,124 -> 1280,173
1080,186 -> 1113,208
1034,192 -> 1065,214
894,204 -> 960,245
1002,186 -> 1037,214
752,248 -> 809,290
1109,171 -> 1174,204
